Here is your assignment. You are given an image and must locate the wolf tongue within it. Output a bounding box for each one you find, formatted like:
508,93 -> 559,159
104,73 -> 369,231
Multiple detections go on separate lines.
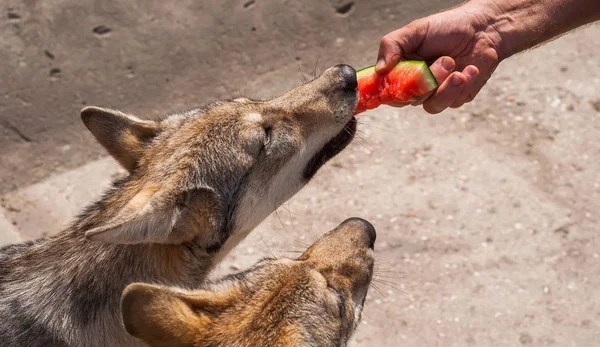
355,60 -> 438,114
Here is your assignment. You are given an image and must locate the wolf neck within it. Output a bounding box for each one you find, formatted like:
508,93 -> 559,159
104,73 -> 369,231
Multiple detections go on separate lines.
3,187 -> 215,346
54,176 -> 219,283
55,194 -> 216,290
55,178 -> 215,287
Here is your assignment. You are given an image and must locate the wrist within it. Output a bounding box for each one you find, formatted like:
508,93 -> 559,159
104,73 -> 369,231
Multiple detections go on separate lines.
464,0 -> 538,61
468,0 -> 600,60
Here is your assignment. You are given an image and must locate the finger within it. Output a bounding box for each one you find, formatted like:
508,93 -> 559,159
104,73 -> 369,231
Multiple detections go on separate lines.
423,72 -> 468,114
376,20 -> 428,74
450,65 -> 479,108
430,56 -> 456,85
465,64 -> 495,105
412,56 -> 456,106
387,102 -> 411,108
449,49 -> 499,107
375,35 -> 402,74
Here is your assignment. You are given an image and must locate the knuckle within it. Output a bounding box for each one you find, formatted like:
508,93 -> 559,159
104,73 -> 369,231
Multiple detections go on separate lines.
380,35 -> 394,47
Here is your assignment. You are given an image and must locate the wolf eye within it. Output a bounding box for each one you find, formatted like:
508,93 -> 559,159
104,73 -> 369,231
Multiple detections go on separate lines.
262,128 -> 271,146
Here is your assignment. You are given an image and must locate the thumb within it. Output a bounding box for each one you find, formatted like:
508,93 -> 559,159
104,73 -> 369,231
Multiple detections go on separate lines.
375,20 -> 428,74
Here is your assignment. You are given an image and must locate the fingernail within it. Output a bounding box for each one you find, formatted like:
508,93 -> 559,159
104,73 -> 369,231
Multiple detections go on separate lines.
375,58 -> 385,71
451,74 -> 463,86
441,57 -> 455,71
465,65 -> 478,77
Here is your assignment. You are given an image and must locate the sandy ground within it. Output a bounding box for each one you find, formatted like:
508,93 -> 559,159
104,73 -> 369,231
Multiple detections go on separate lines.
0,0 -> 459,193
216,25 -> 600,346
1,4 -> 599,347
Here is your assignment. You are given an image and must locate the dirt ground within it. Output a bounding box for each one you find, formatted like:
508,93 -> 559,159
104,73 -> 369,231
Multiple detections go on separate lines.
210,24 -> 600,346
1,1 -> 600,346
0,0 -> 458,193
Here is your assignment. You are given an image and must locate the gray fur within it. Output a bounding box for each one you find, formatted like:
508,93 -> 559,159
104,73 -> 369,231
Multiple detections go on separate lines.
0,65 -> 357,346
121,217 -> 375,347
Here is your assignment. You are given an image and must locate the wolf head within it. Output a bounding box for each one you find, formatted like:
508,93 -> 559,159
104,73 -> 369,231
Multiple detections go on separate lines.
121,217 -> 376,347
80,64 -> 357,255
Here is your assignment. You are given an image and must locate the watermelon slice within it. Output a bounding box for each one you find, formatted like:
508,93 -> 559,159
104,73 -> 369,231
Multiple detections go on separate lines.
355,60 -> 438,114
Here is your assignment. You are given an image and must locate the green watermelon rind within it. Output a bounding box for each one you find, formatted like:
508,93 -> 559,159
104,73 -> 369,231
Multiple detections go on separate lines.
356,60 -> 438,89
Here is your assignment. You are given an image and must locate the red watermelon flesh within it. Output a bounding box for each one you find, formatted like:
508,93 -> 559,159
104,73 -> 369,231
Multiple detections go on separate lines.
355,61 -> 438,114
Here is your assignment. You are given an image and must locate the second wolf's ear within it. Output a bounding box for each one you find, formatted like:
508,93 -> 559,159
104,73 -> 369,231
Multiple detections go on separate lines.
121,283 -> 233,346
81,106 -> 161,173
84,186 -> 222,245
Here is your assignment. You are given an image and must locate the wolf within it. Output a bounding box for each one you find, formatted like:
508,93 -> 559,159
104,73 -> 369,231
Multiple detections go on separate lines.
0,64 -> 358,346
122,217 -> 376,347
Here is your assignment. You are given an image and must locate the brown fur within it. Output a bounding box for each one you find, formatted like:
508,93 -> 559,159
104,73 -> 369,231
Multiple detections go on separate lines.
122,218 -> 376,347
0,65 -> 358,347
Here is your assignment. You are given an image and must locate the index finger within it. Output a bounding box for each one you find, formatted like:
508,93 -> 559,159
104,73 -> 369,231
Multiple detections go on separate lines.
375,20 -> 428,74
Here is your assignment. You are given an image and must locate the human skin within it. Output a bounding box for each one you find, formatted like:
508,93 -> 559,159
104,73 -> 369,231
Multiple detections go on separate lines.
376,0 -> 600,114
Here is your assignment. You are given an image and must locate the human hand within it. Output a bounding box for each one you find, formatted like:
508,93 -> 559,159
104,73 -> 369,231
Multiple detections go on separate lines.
376,2 -> 502,113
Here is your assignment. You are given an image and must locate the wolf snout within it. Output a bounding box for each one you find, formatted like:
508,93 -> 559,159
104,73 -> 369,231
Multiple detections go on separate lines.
333,64 -> 357,91
340,217 -> 376,249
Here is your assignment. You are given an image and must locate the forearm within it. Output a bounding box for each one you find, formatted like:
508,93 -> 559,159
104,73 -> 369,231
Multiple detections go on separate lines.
470,0 -> 600,60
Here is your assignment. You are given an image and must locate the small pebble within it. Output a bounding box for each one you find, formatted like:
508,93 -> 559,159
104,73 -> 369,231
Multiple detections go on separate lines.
528,229 -> 537,235
93,25 -> 111,35
590,99 -> 600,112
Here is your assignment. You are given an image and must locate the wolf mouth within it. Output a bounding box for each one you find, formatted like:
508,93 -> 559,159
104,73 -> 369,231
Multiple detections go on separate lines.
303,116 -> 356,180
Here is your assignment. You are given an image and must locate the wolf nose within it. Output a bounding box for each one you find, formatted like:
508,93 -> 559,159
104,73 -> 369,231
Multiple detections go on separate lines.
342,217 -> 376,249
335,64 -> 357,90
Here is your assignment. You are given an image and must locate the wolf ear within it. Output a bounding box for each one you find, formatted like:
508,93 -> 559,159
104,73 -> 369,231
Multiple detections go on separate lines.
81,106 -> 161,173
84,186 -> 222,245
121,283 -> 232,346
